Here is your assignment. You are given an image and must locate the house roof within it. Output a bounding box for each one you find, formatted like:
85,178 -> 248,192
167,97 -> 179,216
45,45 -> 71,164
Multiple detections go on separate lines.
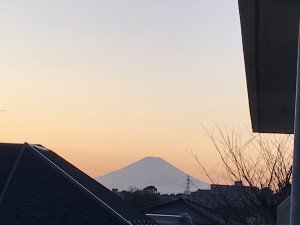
140,197 -> 229,225
0,143 -> 157,225
238,0 -> 300,133
146,214 -> 194,225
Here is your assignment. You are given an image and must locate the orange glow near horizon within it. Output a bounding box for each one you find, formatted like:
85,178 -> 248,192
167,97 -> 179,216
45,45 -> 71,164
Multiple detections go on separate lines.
0,0 -> 251,184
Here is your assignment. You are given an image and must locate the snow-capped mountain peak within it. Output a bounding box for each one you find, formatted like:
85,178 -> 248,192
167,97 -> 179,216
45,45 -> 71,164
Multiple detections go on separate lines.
95,157 -> 210,194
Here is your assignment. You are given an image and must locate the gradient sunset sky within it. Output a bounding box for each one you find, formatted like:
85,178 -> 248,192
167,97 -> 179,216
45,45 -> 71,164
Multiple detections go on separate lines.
0,0 -> 250,182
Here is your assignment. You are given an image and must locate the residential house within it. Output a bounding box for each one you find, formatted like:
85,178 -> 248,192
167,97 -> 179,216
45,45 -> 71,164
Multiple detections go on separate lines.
0,143 -> 158,225
140,197 -> 234,225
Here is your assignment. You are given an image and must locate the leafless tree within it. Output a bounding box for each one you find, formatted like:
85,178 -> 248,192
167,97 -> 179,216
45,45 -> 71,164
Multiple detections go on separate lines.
192,124 -> 293,225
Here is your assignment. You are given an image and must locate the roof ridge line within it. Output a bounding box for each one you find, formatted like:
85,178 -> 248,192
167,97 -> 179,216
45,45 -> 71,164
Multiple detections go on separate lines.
0,144 -> 26,204
25,143 -> 132,225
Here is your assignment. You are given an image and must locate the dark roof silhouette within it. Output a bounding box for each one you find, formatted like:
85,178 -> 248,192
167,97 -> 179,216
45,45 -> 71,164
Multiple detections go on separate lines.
238,0 -> 300,133
140,197 -> 231,225
0,143 -> 157,225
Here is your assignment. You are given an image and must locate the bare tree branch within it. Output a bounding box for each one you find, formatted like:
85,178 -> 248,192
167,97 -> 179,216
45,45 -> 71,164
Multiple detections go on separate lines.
194,124 -> 293,225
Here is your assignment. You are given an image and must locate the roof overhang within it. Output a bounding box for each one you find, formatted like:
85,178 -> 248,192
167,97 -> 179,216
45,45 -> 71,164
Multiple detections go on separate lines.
238,0 -> 300,133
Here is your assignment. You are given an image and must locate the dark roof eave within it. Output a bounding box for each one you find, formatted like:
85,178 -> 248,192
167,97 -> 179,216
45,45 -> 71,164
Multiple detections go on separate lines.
238,0 -> 300,134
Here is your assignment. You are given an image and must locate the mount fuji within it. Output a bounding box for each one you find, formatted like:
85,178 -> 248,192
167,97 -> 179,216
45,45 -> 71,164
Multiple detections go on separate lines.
95,157 -> 210,194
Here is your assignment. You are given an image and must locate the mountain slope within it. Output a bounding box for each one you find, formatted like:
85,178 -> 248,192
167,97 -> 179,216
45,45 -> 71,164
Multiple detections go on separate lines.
95,157 -> 210,194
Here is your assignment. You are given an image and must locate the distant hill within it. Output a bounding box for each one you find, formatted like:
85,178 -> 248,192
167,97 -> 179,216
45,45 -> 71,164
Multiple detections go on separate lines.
95,157 -> 210,194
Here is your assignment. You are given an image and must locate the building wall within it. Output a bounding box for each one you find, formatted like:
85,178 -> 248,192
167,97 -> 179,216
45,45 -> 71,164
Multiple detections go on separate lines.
277,196 -> 290,225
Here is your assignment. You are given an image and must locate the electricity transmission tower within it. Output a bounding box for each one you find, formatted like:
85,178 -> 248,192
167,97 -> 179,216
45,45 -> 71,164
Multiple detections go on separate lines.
184,175 -> 191,195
